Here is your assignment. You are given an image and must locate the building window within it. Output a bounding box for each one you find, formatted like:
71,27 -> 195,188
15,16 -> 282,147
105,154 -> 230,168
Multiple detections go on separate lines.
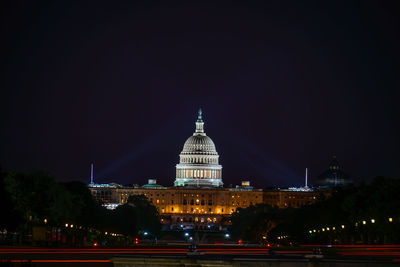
171,207 -> 174,211
156,199 -> 160,204
171,200 -> 174,204
208,208 -> 211,212
190,199 -> 194,205
183,199 -> 187,205
201,200 -> 205,205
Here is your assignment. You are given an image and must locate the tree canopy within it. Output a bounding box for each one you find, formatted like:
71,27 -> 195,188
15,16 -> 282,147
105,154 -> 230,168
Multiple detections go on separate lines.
230,177 -> 400,244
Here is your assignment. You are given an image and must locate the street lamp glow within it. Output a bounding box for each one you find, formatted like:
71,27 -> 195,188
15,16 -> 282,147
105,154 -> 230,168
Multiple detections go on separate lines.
389,218 -> 393,222
309,230 -> 312,233
65,223 -> 68,227
341,225 -> 345,229
371,219 -> 375,224
144,232 -> 148,236
185,233 -> 189,237
362,221 -> 366,225
44,219 -> 47,224
225,233 -> 230,238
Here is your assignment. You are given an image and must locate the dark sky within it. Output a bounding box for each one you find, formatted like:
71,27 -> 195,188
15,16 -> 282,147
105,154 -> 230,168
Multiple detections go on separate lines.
1,1 -> 399,188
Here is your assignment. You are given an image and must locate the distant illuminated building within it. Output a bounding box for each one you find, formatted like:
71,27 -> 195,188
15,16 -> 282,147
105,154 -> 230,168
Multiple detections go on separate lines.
88,109 -> 328,230
316,156 -> 352,187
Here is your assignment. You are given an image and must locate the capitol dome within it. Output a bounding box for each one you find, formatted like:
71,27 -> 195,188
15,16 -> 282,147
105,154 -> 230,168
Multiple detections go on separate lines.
181,135 -> 217,155
174,109 -> 223,187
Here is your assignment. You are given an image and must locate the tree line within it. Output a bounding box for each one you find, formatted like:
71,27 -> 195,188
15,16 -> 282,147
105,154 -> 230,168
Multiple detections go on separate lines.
0,168 -> 160,246
230,177 -> 400,245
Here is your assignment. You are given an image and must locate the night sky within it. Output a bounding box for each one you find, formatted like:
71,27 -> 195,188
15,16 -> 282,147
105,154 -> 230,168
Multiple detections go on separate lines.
1,1 -> 399,188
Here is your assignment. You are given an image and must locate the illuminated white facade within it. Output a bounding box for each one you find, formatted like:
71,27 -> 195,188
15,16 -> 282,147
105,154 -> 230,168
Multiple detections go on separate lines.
174,109 -> 223,187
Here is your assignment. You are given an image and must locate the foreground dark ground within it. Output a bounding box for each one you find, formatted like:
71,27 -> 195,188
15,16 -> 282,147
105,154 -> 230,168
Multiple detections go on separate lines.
0,244 -> 399,266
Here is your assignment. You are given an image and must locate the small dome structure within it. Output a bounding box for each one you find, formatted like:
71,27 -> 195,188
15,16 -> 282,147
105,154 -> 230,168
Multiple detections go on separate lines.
316,156 -> 352,188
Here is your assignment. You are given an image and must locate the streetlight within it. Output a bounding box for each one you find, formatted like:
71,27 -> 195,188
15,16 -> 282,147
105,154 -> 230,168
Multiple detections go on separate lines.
389,218 -> 393,222
225,233 -> 230,238
44,219 -> 47,224
362,221 -> 366,225
185,233 -> 189,237
144,232 -> 148,236
341,225 -> 345,229
371,219 -> 375,224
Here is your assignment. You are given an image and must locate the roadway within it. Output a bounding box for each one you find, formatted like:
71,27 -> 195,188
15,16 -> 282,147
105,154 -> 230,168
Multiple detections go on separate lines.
0,245 -> 399,266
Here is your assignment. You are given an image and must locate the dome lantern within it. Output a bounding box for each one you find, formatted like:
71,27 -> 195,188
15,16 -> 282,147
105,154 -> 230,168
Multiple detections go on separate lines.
195,108 -> 205,135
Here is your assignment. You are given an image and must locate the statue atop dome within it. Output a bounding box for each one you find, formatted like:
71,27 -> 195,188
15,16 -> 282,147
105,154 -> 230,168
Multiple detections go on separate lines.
197,108 -> 203,122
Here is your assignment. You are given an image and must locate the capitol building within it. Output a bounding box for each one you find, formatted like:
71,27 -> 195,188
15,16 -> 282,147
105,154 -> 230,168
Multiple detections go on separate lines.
89,110 -> 329,230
